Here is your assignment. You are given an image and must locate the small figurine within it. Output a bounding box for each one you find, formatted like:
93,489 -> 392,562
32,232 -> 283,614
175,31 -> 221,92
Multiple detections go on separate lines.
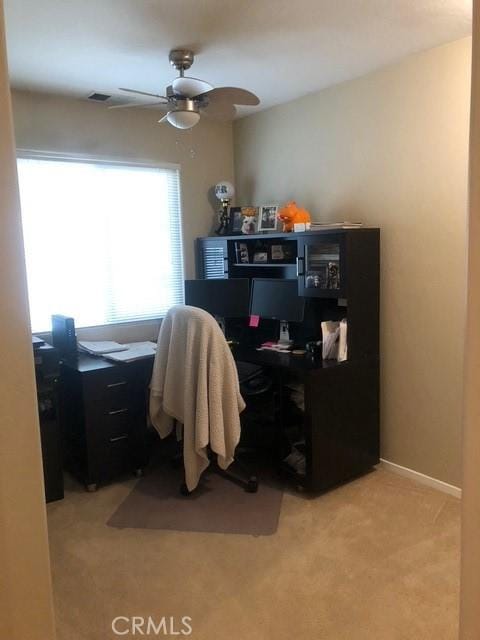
277,201 -> 311,232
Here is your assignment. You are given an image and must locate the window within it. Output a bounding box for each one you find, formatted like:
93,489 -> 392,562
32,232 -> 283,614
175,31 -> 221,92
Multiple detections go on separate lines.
17,155 -> 184,332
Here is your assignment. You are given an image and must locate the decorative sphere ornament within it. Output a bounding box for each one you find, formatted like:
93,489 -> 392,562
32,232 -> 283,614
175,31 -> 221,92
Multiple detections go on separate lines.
215,181 -> 235,202
214,181 -> 234,236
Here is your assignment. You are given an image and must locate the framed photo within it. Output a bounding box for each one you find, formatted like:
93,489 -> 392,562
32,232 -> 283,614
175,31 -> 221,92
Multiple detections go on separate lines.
258,205 -> 280,232
271,244 -> 285,261
240,206 -> 259,235
235,242 -> 250,264
253,251 -> 268,263
228,207 -> 244,235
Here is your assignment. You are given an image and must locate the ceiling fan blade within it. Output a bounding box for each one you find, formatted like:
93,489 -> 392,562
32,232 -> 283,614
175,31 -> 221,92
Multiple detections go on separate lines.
202,87 -> 260,106
201,101 -> 237,121
108,101 -> 169,111
172,76 -> 213,98
119,87 -> 168,100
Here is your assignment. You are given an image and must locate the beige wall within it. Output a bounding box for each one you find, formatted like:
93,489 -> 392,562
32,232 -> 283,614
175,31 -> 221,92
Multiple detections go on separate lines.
234,38 -> 471,487
0,2 -> 56,638
11,90 -> 234,281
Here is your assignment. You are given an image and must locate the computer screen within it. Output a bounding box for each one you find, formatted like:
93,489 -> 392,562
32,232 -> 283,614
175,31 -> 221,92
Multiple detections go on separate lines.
250,279 -> 305,322
184,278 -> 250,318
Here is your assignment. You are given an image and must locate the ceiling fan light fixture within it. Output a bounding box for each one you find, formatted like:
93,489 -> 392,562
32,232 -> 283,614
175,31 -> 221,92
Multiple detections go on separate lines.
166,109 -> 201,130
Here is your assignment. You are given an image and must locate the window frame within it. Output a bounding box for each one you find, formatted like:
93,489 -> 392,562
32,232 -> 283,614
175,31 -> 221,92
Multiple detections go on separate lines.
16,149 -> 185,332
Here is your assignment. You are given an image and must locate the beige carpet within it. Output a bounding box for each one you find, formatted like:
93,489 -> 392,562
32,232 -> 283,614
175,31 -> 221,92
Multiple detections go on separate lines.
46,468 -> 460,640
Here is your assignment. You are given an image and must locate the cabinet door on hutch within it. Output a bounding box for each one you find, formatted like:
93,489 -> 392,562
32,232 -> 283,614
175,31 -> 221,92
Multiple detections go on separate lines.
297,234 -> 346,297
197,238 -> 229,279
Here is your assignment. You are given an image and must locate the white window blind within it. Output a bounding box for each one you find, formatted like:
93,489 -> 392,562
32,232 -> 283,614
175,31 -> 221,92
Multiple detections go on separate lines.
17,156 -> 184,332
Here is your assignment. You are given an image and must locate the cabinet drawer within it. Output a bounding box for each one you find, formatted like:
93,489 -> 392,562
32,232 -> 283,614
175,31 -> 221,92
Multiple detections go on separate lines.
104,379 -> 131,411
84,370 -> 133,412
105,408 -> 131,441
104,437 -> 131,480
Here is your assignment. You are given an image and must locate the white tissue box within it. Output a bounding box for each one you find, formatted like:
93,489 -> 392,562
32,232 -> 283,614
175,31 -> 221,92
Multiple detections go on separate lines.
293,222 -> 311,232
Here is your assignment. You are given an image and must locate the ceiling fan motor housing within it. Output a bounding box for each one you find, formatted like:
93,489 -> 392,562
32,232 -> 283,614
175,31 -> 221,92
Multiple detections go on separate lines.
169,49 -> 194,75
175,97 -> 200,114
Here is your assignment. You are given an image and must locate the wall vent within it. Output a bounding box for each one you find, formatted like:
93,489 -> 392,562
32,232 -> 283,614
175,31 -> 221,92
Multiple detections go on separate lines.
87,92 -> 111,102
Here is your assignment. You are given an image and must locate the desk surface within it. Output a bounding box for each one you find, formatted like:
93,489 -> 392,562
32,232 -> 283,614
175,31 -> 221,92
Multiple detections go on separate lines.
232,345 -> 344,373
65,347 -> 342,375
62,352 -> 155,374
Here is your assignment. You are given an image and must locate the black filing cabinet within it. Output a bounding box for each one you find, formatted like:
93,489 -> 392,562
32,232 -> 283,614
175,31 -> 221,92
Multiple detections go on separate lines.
34,343 -> 64,502
60,354 -> 153,491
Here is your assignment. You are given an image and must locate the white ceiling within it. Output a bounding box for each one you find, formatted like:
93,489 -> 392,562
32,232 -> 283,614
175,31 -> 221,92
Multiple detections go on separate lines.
4,0 -> 472,117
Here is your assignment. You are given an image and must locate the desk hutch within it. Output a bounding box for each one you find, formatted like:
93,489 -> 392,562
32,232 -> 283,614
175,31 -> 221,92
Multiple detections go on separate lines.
196,229 -> 380,492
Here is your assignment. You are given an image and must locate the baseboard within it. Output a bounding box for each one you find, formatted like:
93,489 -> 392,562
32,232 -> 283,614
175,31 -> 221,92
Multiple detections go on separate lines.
379,458 -> 462,499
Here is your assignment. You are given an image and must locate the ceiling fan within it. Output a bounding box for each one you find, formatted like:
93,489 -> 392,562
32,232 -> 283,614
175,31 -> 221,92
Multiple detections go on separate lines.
109,48 -> 260,129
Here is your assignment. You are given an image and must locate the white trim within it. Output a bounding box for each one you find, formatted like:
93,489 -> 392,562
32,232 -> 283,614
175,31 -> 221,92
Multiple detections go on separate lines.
379,458 -> 462,499
16,148 -> 180,171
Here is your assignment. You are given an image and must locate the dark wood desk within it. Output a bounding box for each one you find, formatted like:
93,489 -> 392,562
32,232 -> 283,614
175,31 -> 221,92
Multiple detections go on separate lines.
233,346 -> 379,492
60,354 -> 154,491
60,343 -> 378,494
34,343 -> 64,502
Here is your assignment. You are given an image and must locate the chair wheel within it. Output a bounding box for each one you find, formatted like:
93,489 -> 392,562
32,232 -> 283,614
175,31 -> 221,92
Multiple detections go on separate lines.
245,477 -> 258,493
180,482 -> 190,496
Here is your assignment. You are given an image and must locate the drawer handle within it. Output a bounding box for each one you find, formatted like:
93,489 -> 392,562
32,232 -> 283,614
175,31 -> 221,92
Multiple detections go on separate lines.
107,381 -> 127,388
110,434 -> 128,442
296,256 -> 305,277
108,408 -> 129,415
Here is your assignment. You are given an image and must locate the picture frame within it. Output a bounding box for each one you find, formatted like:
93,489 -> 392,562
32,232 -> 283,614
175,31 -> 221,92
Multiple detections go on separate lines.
270,244 -> 285,261
239,206 -> 259,235
258,205 -> 280,232
235,242 -> 250,264
228,207 -> 244,235
253,251 -> 268,263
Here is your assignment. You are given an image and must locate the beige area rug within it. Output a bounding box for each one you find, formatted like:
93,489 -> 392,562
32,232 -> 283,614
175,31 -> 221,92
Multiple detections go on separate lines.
106,460 -> 284,536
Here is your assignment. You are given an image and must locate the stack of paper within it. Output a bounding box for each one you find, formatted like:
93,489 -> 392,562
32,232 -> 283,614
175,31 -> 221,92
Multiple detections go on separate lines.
257,341 -> 292,353
78,341 -> 129,355
102,342 -> 157,363
310,221 -> 363,229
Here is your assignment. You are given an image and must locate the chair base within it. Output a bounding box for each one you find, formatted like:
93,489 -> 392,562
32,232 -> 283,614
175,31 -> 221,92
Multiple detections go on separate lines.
179,462 -> 258,496
168,431 -> 259,495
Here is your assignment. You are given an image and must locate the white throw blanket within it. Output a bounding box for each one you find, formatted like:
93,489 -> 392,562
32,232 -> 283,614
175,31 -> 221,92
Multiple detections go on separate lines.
149,305 -> 245,491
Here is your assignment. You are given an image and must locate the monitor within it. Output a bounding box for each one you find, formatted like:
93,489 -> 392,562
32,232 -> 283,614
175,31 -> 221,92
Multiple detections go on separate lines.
250,279 -> 305,322
184,278 -> 250,318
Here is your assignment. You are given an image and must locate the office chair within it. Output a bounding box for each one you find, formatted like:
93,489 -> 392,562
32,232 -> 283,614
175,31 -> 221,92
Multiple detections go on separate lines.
149,304 -> 259,495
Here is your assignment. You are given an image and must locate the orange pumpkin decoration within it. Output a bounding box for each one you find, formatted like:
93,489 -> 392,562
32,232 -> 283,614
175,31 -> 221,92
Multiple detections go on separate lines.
277,201 -> 311,232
